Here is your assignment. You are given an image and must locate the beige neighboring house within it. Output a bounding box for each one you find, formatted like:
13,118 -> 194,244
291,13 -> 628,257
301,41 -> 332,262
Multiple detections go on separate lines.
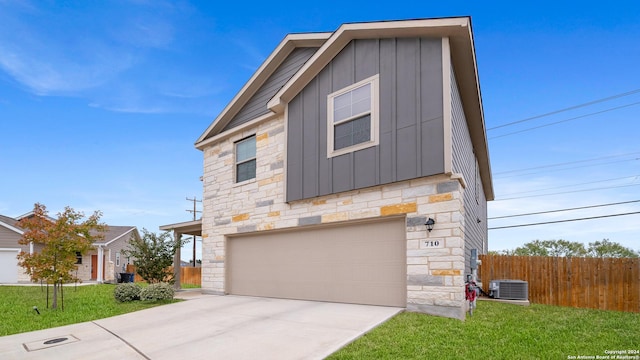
0,212 -> 139,284
163,17 -> 493,320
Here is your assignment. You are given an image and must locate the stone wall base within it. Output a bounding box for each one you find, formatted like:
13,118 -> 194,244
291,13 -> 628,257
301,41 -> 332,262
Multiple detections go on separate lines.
407,303 -> 466,321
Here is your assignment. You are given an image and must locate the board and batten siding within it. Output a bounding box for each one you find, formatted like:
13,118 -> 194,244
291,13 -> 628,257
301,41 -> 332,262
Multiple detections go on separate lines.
223,47 -> 318,132
450,65 -> 488,275
287,37 -> 445,202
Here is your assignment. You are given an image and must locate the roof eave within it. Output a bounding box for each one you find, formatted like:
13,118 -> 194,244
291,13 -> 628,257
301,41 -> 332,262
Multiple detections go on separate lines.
266,17 -> 494,200
194,32 -> 331,149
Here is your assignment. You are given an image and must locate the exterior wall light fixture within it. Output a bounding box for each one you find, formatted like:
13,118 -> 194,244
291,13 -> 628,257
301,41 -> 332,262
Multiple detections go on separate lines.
425,218 -> 435,232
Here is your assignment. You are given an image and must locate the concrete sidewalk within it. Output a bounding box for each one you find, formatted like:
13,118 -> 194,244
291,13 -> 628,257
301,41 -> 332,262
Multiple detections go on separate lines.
0,294 -> 402,360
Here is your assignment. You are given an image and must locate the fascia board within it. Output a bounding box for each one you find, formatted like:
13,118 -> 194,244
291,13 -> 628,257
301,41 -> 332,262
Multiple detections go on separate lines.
0,220 -> 24,235
194,32 -> 331,148
268,17 -> 472,110
268,17 -> 494,200
103,227 -> 135,246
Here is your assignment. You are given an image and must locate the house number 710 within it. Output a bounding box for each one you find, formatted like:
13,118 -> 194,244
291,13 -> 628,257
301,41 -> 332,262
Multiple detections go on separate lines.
424,240 -> 440,247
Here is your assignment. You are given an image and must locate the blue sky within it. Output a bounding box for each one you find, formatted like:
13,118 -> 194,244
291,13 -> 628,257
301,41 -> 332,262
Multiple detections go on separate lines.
1,1 -> 639,260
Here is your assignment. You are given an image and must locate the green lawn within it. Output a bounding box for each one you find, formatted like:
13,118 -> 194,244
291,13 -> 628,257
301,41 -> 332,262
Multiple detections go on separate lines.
0,284 -> 177,336
329,301 -> 640,359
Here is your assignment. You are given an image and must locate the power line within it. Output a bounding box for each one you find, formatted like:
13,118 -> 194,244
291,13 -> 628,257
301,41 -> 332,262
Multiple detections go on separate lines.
488,199 -> 640,220
489,101 -> 640,140
488,211 -> 640,230
497,175 -> 640,197
494,183 -> 640,201
488,88 -> 640,130
494,158 -> 640,180
494,151 -> 640,176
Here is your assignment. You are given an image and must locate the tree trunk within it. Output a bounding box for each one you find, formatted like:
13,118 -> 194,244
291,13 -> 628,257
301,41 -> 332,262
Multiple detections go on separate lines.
52,282 -> 58,309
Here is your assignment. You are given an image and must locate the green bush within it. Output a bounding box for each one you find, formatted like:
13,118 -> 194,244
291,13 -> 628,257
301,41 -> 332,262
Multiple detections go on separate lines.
140,282 -> 174,301
114,283 -> 142,302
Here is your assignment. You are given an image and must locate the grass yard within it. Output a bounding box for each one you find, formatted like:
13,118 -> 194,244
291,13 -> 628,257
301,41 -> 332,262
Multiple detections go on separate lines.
0,284 -> 177,336
328,301 -> 640,359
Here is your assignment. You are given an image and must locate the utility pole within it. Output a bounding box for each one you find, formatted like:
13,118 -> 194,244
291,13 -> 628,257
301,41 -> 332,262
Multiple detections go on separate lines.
186,196 -> 202,268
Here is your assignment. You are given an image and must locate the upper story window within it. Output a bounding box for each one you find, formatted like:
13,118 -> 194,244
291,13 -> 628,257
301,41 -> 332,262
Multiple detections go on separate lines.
235,135 -> 256,183
327,75 -> 379,157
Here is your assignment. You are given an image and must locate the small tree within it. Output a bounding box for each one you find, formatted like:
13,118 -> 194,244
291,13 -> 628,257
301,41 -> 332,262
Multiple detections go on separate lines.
510,239 -> 588,257
501,239 -> 639,258
588,239 -> 639,258
17,203 -> 106,309
123,229 -> 184,284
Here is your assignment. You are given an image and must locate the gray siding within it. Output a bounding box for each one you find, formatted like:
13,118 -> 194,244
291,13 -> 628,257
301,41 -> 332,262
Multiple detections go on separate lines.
287,38 -> 444,202
224,47 -> 318,131
0,225 -> 21,248
451,66 -> 488,275
107,231 -> 136,278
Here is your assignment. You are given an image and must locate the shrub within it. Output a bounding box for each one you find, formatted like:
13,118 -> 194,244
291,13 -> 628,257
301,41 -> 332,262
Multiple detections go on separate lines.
114,283 -> 142,302
140,282 -> 174,301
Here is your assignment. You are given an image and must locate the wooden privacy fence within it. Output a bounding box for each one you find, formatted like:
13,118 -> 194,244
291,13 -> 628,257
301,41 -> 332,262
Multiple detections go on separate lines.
125,265 -> 201,286
479,255 -> 640,313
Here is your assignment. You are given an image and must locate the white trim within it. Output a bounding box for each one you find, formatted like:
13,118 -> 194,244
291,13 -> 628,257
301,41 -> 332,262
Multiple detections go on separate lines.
102,227 -> 135,246
195,33 -> 331,146
0,248 -> 20,252
283,104 -> 289,202
97,246 -> 104,283
195,112 -> 278,150
234,135 -> 257,183
326,74 -> 380,158
0,220 -> 24,235
268,17 -> 471,111
442,37 -> 453,175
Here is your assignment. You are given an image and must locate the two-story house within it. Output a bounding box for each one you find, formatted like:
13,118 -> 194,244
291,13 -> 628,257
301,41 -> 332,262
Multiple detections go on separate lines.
192,17 -> 493,319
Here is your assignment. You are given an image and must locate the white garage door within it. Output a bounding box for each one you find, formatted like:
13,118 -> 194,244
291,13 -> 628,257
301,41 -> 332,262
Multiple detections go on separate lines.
227,217 -> 406,307
0,249 -> 20,283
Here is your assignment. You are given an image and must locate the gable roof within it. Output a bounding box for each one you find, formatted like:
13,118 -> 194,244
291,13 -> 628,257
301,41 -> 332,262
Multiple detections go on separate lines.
0,215 -> 23,235
195,17 -> 493,200
0,212 -> 138,246
94,226 -> 138,246
195,32 -> 331,148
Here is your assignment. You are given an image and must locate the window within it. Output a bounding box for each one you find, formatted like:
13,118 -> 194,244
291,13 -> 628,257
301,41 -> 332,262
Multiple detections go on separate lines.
235,135 -> 256,183
327,75 -> 379,157
116,252 -> 121,267
75,252 -> 82,265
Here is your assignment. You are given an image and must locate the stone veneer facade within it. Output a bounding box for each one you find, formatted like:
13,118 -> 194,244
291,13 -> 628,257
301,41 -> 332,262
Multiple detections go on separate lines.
201,114 -> 469,320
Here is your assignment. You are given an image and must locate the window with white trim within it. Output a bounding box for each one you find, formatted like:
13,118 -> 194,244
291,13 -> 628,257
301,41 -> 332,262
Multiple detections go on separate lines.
235,135 -> 256,183
116,252 -> 121,267
327,75 -> 379,157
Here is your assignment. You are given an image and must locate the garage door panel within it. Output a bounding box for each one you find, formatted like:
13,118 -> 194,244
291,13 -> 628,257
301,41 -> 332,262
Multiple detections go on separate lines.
0,250 -> 19,283
227,218 -> 406,307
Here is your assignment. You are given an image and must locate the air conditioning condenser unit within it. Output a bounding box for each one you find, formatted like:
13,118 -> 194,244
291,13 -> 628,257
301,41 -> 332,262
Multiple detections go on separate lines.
489,279 -> 528,300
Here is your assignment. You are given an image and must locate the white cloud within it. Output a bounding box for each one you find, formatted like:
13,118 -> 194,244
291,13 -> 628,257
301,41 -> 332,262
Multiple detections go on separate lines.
0,1 -> 222,114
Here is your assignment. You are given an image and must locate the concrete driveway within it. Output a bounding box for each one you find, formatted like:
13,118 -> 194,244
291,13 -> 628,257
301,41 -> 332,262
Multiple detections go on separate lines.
0,293 -> 403,360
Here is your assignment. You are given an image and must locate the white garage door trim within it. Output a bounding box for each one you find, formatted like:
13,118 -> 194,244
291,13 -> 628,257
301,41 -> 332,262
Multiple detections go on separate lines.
227,216 -> 406,307
0,248 -> 20,284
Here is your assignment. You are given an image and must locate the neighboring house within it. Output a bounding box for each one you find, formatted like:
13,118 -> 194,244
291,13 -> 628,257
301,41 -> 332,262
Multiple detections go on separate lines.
78,225 -> 141,283
188,17 -> 493,320
0,214 -> 27,283
0,212 -> 139,284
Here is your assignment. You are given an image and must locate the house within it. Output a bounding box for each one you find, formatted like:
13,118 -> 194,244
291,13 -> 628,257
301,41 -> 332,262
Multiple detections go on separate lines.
167,17 -> 493,320
0,212 -> 139,283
